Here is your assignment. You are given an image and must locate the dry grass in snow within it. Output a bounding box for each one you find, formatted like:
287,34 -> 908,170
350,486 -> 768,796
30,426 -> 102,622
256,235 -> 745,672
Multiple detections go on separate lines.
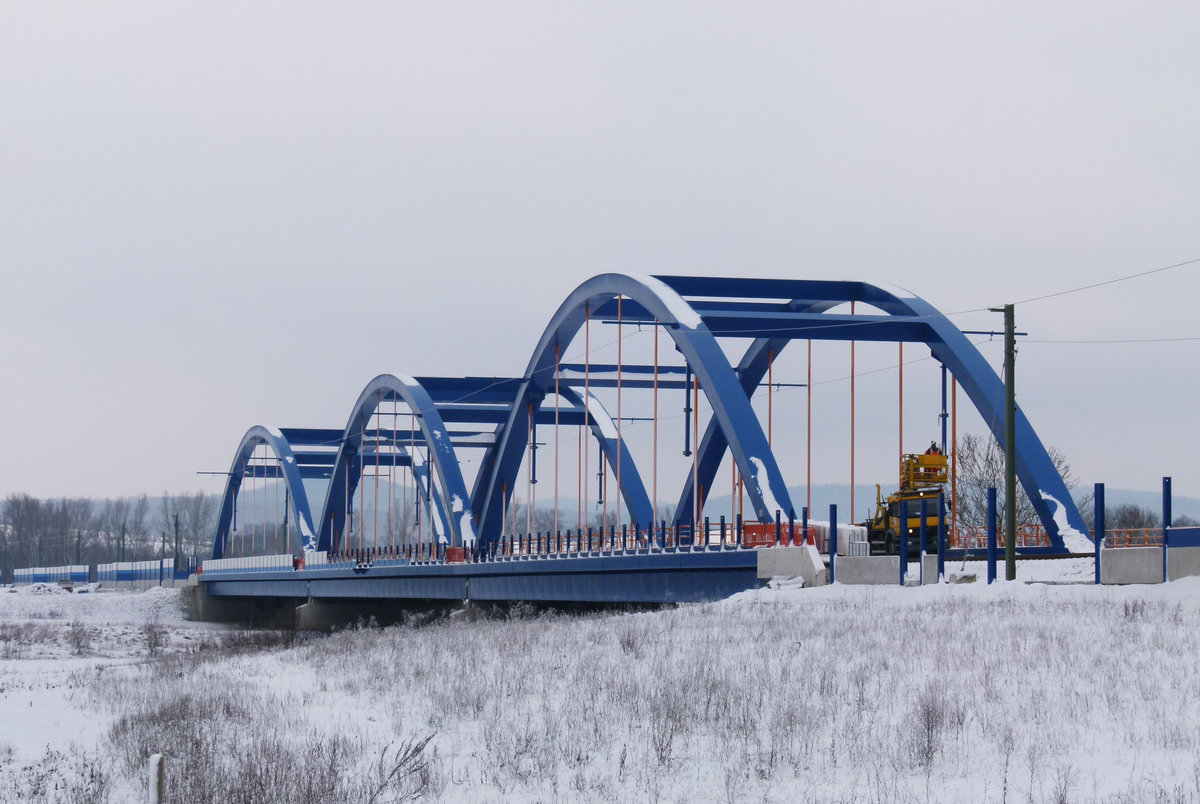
3,577 -> 1200,802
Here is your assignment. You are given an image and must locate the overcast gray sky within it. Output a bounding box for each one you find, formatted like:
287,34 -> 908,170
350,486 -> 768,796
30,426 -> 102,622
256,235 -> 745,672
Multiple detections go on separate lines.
2,1 -> 1197,503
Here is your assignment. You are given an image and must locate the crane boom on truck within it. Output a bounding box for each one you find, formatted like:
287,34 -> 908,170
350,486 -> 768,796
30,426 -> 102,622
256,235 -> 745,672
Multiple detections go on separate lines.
861,445 -> 947,556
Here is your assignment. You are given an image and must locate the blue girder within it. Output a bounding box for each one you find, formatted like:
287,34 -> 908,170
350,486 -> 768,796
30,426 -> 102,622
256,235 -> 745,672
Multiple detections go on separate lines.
212,426 -> 318,558
315,374 -> 478,552
471,273 -> 795,552
664,278 -> 1087,551
211,273 -> 1089,561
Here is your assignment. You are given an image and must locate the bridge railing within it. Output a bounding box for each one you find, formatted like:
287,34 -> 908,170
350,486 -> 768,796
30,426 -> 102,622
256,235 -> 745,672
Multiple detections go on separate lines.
950,525 -> 1051,550
947,525 -> 1167,551
1103,528 -> 1163,548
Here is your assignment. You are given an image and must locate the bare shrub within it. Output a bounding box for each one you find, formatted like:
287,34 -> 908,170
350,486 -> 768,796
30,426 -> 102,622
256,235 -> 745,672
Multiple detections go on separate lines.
361,733 -> 435,803
1050,762 -> 1075,804
1123,599 -> 1147,621
216,628 -> 296,653
1,622 -> 30,658
998,724 -> 1016,804
912,683 -> 946,770
615,618 -> 649,658
67,620 -> 92,655
142,617 -> 166,657
648,685 -> 687,766
506,602 -> 536,620
0,747 -> 109,804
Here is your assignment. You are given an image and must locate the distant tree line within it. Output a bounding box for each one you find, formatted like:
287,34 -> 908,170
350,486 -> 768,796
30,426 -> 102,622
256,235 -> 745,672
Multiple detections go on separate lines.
0,491 -> 218,581
952,432 -> 1196,532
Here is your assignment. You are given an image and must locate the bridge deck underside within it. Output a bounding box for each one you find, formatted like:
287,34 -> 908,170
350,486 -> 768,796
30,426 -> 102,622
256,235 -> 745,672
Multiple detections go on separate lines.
200,550 -> 763,605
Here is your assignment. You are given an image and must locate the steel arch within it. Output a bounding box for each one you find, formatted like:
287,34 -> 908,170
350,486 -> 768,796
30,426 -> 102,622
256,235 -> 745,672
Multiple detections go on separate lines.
212,426 -> 317,559
209,275 -> 1089,560
472,273 -> 795,551
660,278 -> 1088,552
316,374 -> 477,552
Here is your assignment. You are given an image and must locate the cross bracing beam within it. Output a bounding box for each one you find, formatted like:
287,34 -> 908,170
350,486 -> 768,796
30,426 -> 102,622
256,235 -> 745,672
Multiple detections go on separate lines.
278,428 -> 345,447
435,405 -> 517,424
435,404 -> 594,427
299,467 -> 334,480
413,376 -> 525,405
557,378 -> 691,390
557,362 -> 689,375
331,453 -> 415,468
358,428 -> 499,448
591,298 -> 819,321
550,363 -> 693,389
293,453 -> 338,466
698,311 -> 933,342
654,275 -> 876,302
240,458 -> 416,478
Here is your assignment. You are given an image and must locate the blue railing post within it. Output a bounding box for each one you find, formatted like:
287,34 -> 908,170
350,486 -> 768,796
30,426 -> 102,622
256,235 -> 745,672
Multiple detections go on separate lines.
788,510 -> 795,547
829,504 -> 838,584
703,517 -> 710,550
987,487 -> 998,584
937,490 -> 946,582
775,510 -> 782,546
899,500 -> 909,586
720,515 -> 726,547
735,514 -> 743,547
919,498 -> 928,585
802,506 -> 809,546
1094,483 -> 1104,585
1163,476 -> 1172,583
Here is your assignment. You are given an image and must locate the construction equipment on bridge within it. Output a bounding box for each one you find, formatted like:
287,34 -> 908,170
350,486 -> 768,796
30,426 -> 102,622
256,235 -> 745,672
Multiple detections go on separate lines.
862,448 -> 947,556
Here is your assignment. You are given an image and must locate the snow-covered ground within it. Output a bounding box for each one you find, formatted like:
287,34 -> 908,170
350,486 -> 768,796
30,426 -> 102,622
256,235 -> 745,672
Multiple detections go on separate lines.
2,570 -> 1200,802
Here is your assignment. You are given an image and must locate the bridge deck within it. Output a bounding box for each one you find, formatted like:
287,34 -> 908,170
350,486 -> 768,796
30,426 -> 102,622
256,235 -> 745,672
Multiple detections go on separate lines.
199,548 -> 786,606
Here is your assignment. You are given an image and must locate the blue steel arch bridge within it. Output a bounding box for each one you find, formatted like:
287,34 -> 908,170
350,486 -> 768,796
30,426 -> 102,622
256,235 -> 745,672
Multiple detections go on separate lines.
197,274 -> 1089,613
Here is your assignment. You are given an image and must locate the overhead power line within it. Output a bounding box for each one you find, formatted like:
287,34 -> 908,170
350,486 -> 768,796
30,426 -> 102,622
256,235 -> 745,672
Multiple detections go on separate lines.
1025,335 -> 1200,345
1012,255 -> 1200,306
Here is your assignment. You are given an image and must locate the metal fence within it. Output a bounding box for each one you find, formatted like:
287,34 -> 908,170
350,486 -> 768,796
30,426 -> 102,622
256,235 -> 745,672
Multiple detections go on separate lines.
11,558 -> 197,589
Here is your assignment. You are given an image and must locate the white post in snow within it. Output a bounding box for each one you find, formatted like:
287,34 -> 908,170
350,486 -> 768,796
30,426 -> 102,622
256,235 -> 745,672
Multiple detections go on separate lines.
147,753 -> 164,804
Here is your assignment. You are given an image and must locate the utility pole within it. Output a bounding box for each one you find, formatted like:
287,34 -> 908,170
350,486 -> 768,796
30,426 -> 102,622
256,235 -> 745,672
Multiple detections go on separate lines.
989,303 -> 1018,581
173,513 -> 180,570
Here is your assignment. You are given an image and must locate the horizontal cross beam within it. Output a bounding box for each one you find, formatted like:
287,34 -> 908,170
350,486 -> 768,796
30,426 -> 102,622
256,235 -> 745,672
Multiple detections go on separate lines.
698,311 -> 932,342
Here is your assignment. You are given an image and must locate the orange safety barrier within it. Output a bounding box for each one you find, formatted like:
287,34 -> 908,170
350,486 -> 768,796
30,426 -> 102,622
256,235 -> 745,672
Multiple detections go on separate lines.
950,525 -> 1050,550
741,522 -> 800,547
1104,528 -> 1163,548
444,546 -> 467,563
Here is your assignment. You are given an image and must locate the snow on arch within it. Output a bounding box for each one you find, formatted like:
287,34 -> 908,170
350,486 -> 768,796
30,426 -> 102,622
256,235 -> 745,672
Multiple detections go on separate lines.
1040,491 -> 1093,552
628,273 -> 703,329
